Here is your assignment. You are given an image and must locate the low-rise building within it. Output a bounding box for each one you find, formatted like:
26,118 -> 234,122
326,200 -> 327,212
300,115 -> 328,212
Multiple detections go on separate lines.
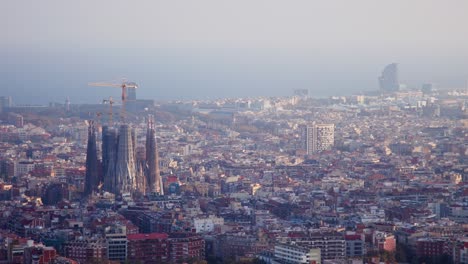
274,243 -> 321,264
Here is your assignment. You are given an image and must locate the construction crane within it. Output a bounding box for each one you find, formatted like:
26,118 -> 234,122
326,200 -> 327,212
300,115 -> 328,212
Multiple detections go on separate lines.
102,97 -> 115,126
88,80 -> 138,123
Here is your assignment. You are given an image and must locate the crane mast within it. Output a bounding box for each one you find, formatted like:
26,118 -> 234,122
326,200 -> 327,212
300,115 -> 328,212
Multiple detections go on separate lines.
88,80 -> 138,123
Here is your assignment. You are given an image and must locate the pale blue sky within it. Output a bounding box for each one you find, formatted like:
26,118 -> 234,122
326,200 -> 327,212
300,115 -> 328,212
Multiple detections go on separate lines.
1,0 -> 468,103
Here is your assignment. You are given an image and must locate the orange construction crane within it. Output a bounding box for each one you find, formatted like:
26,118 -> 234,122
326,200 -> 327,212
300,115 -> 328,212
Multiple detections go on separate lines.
88,80 -> 138,123
102,97 -> 115,126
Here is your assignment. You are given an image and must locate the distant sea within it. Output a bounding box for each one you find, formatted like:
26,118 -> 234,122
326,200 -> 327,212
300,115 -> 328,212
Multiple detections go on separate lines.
2,48 -> 467,105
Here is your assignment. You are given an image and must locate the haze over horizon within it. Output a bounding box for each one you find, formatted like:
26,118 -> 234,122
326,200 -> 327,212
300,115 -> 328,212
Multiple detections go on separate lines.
2,0 -> 468,104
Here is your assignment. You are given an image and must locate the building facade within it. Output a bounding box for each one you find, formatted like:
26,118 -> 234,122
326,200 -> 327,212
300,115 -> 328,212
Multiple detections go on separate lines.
127,233 -> 169,263
274,243 -> 321,264
168,233 -> 205,262
64,238 -> 107,263
105,225 -> 128,262
287,232 -> 346,261
307,123 -> 335,154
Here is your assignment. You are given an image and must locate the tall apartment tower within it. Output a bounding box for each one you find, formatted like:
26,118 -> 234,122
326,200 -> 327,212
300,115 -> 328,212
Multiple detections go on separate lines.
145,115 -> 164,195
298,124 -> 308,151
114,124 -> 137,195
102,126 -> 118,193
85,121 -> 100,195
306,123 -> 335,154
379,63 -> 399,92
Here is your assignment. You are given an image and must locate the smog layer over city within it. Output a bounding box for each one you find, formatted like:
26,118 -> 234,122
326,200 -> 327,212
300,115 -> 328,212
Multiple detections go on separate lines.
0,1 -> 467,264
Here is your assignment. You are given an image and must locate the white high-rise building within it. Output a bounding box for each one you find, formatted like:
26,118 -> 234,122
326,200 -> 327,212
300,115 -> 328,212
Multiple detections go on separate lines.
105,225 -> 128,262
306,123 -> 335,154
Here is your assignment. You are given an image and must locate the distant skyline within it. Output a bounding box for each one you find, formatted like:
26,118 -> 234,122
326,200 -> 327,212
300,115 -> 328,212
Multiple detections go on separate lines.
2,0 -> 468,104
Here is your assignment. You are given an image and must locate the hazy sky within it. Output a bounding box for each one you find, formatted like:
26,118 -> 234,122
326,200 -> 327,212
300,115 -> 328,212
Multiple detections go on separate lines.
2,0 -> 468,104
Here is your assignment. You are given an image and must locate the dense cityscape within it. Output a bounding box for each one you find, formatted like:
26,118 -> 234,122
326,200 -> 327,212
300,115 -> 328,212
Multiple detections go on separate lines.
0,63 -> 467,264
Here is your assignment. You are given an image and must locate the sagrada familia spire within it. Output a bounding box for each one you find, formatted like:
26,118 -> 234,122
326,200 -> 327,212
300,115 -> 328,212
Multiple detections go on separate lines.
99,115 -> 163,196
102,126 -> 118,193
145,115 -> 164,195
114,124 -> 137,195
84,121 -> 100,195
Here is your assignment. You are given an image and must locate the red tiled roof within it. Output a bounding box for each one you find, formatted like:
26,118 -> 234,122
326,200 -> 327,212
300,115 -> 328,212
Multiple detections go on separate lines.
287,232 -> 305,238
345,234 -> 362,240
166,176 -> 178,183
127,233 -> 168,240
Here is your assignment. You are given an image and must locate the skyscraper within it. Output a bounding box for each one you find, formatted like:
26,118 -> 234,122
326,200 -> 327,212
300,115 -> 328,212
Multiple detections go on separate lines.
306,123 -> 335,154
85,121 -> 100,195
115,124 -> 137,195
379,63 -> 399,92
127,87 -> 136,101
145,115 -> 164,195
126,87 -> 137,113
65,97 -> 70,112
